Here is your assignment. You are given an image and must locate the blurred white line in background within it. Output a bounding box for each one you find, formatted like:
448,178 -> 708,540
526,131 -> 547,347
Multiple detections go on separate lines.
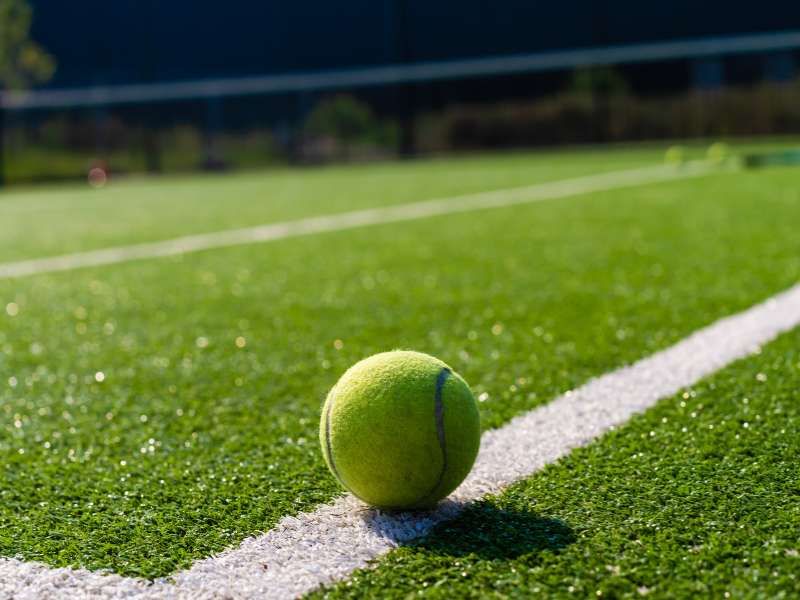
0,162 -> 712,280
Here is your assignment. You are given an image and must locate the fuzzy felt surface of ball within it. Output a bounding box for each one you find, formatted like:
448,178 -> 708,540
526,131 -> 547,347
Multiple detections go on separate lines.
320,351 -> 481,510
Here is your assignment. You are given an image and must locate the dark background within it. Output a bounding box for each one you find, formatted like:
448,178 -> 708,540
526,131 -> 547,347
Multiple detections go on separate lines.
30,1 -> 800,88
4,1 -> 798,184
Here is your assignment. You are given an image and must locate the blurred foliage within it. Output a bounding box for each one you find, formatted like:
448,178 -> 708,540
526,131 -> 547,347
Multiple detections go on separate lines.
3,115 -> 285,182
570,66 -> 631,97
305,95 -> 375,144
419,79 -> 800,151
303,94 -> 398,160
7,71 -> 800,182
0,0 -> 55,90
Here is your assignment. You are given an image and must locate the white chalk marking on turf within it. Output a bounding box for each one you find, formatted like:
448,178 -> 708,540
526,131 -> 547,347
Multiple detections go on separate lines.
2,281 -> 800,599
0,162 -> 712,280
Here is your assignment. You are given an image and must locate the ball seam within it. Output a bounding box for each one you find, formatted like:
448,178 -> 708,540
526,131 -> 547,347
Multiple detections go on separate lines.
323,395 -> 351,493
412,366 -> 451,507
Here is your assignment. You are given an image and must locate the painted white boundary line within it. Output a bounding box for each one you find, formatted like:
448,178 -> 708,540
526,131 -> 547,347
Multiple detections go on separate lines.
3,280 -> 800,599
0,162 -> 711,280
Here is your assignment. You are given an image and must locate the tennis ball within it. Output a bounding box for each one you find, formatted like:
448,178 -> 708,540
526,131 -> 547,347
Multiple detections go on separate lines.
664,145 -> 685,165
707,141 -> 730,165
320,350 -> 480,510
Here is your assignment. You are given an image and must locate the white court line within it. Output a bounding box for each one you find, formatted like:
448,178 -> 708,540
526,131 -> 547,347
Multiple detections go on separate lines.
0,162 -> 712,280
2,280 -> 800,598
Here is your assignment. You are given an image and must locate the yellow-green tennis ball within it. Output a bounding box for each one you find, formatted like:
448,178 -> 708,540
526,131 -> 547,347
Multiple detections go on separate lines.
707,141 -> 729,164
665,145 -> 685,165
320,350 -> 480,510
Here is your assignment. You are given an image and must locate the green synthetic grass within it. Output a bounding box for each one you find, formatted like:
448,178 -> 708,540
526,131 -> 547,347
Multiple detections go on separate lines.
0,146 -> 663,262
0,145 -> 799,579
2,139 -> 797,263
315,327 -> 800,599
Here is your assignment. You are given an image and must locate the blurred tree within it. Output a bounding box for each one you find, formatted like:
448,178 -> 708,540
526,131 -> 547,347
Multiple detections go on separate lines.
570,66 -> 630,97
305,95 -> 376,158
0,0 -> 55,185
0,0 -> 55,89
569,66 -> 630,143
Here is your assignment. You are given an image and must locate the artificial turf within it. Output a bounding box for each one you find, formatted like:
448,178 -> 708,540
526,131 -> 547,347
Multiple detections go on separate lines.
4,138 -> 795,262
0,145 -> 799,578
0,146 -> 661,262
314,326 -> 800,599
